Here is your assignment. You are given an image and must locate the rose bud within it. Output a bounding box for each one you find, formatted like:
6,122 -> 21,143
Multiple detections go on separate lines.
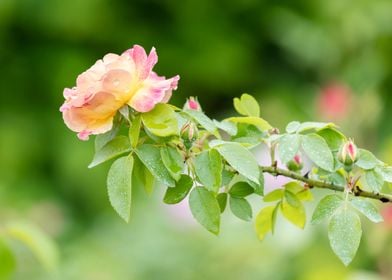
287,154 -> 303,172
338,139 -> 358,166
180,121 -> 198,143
183,97 -> 201,111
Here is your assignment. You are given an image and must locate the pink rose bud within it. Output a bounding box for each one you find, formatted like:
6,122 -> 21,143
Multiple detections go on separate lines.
338,139 -> 358,166
184,97 -> 201,111
60,45 -> 180,140
286,154 -> 303,172
180,121 -> 198,144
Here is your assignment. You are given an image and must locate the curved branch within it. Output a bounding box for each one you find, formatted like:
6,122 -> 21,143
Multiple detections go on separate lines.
260,166 -> 392,203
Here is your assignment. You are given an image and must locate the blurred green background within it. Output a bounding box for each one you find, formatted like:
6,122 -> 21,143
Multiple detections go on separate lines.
1,0 -> 392,279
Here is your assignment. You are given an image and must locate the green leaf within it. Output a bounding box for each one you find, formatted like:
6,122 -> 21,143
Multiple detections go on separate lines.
0,238 -> 16,279
255,206 -> 275,241
296,189 -> 313,201
365,169 -> 384,193
161,146 -> 184,181
136,144 -> 176,187
233,93 -> 260,117
217,193 -> 228,213
221,169 -> 235,186
129,114 -> 141,148
230,196 -> 252,221
89,136 -> 131,168
95,125 -> 119,151
297,122 -> 335,133
225,117 -> 272,131
194,149 -> 222,192
328,208 -> 362,266
356,149 -> 379,170
263,189 -> 284,202
189,187 -> 221,235
378,166 -> 392,183
183,109 -> 217,135
231,123 -> 264,145
317,128 -> 346,151
213,120 -> 237,136
284,182 -> 313,201
229,182 -> 254,197
301,133 -> 334,172
280,193 -> 306,228
350,197 -> 383,223
214,142 -> 260,184
141,103 -> 178,137
249,173 -> 264,195
284,190 -> 301,208
107,155 -> 133,222
285,121 -> 301,133
271,203 -> 280,234
311,194 -> 343,225
278,134 -> 301,164
132,157 -> 155,195
5,221 -> 59,271
163,175 -> 193,204
284,181 -> 304,193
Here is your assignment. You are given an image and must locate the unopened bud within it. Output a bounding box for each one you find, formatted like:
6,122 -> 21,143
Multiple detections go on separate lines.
184,97 -> 201,111
338,139 -> 358,166
180,121 -> 198,143
287,154 -> 303,171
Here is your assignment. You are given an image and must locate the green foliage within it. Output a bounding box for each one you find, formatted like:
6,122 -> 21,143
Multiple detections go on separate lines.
301,133 -> 334,172
311,195 -> 343,225
364,169 -> 384,192
225,117 -> 272,131
141,103 -> 178,137
107,155 -> 133,222
163,175 -> 193,204
214,142 -> 260,184
132,156 -> 155,195
161,146 -> 184,181
183,109 -> 218,135
193,149 -> 222,192
229,182 -> 254,197
233,93 -> 260,117
89,136 -> 131,168
189,187 -> 221,235
255,206 -> 276,241
216,193 -> 228,213
136,144 -> 176,187
280,191 -> 306,229
78,93 -> 392,266
350,197 -> 383,223
355,149 -> 380,170
317,128 -> 346,151
263,189 -> 284,202
278,134 -> 301,164
95,125 -> 120,151
328,208 -> 362,266
230,196 -> 253,221
129,115 -> 141,148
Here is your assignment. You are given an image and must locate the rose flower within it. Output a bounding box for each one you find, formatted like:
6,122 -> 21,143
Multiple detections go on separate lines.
60,45 -> 180,140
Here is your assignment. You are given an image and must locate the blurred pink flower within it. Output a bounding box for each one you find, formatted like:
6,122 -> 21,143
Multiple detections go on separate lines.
316,82 -> 352,121
60,45 -> 180,140
381,206 -> 392,228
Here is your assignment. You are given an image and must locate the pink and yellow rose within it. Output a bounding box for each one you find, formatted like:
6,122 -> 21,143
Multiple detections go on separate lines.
60,45 -> 180,140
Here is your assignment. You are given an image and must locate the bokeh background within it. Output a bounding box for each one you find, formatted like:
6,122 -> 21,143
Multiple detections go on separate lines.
1,0 -> 392,279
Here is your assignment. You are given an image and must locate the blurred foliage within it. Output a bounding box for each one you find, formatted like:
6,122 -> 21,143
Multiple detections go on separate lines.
1,0 -> 392,279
